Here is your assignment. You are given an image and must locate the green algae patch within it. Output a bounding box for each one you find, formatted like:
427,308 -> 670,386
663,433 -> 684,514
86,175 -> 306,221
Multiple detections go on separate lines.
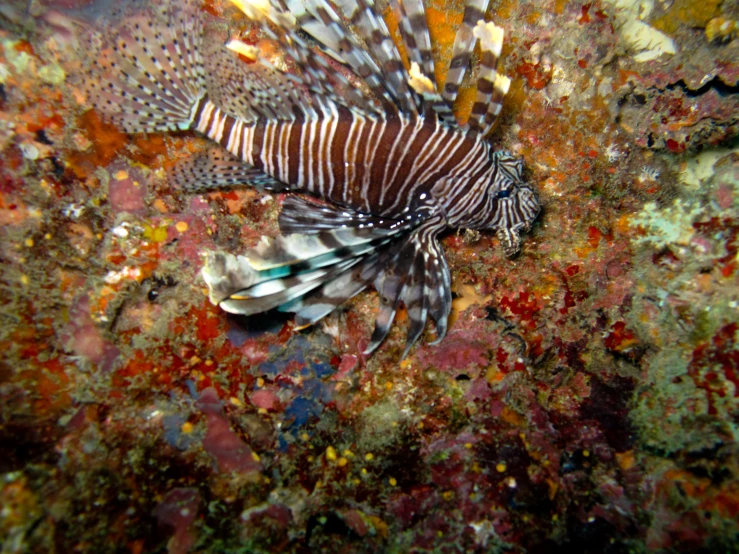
142,221 -> 171,243
355,398 -> 409,454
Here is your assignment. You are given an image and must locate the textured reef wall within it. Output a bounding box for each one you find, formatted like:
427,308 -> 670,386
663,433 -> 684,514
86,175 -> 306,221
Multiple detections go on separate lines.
1,0 -> 738,552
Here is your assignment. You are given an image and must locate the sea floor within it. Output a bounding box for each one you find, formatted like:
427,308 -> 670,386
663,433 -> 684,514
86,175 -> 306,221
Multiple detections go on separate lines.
1,0 -> 738,552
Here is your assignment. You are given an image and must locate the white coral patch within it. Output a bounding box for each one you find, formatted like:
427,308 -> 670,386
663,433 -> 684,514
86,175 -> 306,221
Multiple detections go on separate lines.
230,0 -> 271,19
638,165 -> 660,182
679,146 -> 739,189
602,0 -> 676,62
473,20 -> 504,57
605,144 -> 622,163
630,199 -> 702,248
104,266 -> 142,284
620,19 -> 676,62
225,39 -> 259,60
408,62 -> 436,95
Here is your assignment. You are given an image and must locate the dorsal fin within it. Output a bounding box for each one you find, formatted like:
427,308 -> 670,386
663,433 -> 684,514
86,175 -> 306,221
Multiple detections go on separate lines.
333,0 -> 420,113
389,0 -> 435,79
230,0 -> 383,115
203,44 -> 304,122
467,19 -> 506,134
441,0 -> 491,108
282,0 -> 399,111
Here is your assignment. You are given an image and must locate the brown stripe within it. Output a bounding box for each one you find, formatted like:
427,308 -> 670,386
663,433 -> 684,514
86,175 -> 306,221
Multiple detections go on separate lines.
271,122 -> 286,182
471,102 -> 488,116
219,116 -> 235,149
300,122 -> 312,190
310,121 -> 322,195
477,79 -> 494,95
463,6 -> 484,26
203,103 -> 217,134
352,117 -> 376,205
251,124 -> 265,171
329,108 -> 353,199
480,51 -> 498,70
191,95 -> 209,125
287,121 -> 301,186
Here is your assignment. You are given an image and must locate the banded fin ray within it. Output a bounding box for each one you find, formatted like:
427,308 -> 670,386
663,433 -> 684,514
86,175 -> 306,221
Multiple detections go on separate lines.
278,195 -> 402,234
221,257 -> 361,315
231,0 -> 381,115
388,0 -> 455,122
468,19 -> 508,134
441,0 -> 491,109
201,216 -> 415,324
365,215 -> 451,356
263,215 -> 451,357
202,200 -> 451,355
281,251 -> 383,328
281,0 -> 398,111
390,0 -> 435,80
333,0 -> 420,113
246,225 -> 406,273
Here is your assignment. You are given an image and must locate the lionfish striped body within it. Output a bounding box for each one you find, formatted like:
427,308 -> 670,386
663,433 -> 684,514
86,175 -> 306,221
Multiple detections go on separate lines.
85,0 -> 540,356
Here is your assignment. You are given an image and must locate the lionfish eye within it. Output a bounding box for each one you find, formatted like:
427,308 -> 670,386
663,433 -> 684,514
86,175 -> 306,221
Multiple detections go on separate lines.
495,188 -> 511,199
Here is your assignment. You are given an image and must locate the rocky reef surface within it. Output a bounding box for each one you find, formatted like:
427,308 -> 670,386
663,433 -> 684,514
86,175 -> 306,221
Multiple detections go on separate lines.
1,0 -> 738,552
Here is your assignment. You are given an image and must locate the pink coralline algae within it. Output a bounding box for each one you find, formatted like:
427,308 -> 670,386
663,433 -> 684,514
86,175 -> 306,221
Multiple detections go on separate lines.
153,488 -> 201,554
197,388 -> 263,475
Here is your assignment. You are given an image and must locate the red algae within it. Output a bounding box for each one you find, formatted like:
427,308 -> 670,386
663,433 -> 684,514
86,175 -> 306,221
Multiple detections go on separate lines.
153,488 -> 201,554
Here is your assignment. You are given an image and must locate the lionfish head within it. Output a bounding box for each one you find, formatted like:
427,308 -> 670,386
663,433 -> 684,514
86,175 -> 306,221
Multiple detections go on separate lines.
484,152 -> 540,257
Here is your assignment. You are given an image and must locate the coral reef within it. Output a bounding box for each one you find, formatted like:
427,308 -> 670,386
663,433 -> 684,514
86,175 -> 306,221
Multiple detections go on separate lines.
1,0 -> 738,552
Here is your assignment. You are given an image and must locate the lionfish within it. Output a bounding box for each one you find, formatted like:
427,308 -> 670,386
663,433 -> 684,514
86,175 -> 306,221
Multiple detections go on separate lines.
84,0 -> 540,356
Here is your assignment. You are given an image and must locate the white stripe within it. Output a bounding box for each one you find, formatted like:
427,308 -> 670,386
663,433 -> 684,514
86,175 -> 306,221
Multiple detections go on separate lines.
279,122 -> 292,184
360,118 -> 387,212
324,103 -> 340,199
316,105 -> 333,196
297,120 -> 307,188
242,124 -> 254,165
226,118 -> 242,154
261,122 -> 274,177
196,101 -> 215,134
212,109 -> 227,143
342,111 -> 362,205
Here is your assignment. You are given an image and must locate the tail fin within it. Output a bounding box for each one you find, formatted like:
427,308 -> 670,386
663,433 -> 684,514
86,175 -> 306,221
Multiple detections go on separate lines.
83,1 -> 206,133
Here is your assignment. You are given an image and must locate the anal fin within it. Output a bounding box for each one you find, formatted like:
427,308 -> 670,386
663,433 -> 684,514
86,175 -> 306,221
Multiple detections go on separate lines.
279,195 -> 400,235
169,147 -> 288,193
